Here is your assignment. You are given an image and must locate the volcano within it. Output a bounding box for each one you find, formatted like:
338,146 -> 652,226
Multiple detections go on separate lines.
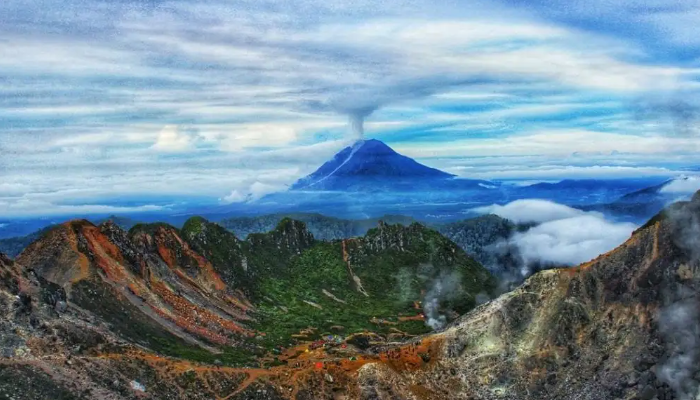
291,139 -> 463,191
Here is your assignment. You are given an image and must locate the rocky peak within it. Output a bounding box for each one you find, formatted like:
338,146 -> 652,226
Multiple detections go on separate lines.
388,192 -> 700,400
363,222 -> 436,253
15,222 -> 89,286
248,218 -> 315,256
180,216 -> 242,250
180,216 -> 253,289
128,223 -> 185,259
99,220 -> 140,274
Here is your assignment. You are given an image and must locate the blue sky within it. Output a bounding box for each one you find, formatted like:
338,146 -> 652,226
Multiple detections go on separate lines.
1,0 -> 700,217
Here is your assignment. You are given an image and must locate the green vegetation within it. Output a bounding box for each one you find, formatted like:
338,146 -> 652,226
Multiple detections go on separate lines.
181,217 -> 496,350
24,214 -> 497,366
252,222 -> 497,349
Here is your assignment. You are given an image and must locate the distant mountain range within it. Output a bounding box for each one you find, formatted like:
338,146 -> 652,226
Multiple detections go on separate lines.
580,175 -> 700,221
217,212 -> 533,287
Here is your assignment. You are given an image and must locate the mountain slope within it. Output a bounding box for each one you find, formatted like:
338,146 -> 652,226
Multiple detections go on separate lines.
221,212 -> 525,285
291,139 -> 457,191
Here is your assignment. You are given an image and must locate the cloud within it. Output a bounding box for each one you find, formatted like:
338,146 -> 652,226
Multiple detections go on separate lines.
475,199 -> 637,272
446,165 -> 681,181
512,214 -> 636,266
656,297 -> 700,400
248,181 -> 286,200
660,176 -> 700,194
0,197 -> 166,218
151,125 -> 196,152
473,199 -> 588,223
221,190 -> 247,204
396,129 -> 700,159
220,181 -> 290,204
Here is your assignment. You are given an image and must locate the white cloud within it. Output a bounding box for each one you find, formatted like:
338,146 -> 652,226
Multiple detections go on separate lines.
151,125 -> 196,152
660,176 -> 700,194
220,181 -> 288,204
0,197 -> 166,218
249,181 -> 287,200
221,190 -> 247,204
452,165 -> 680,181
473,199 -> 588,223
512,214 -> 637,267
477,199 -> 638,272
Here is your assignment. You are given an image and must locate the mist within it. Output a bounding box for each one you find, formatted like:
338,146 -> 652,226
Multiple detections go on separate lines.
655,198 -> 700,399
657,295 -> 700,400
422,270 -> 464,330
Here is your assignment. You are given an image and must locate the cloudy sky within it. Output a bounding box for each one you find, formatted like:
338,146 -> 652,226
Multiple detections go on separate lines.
2,0 -> 700,217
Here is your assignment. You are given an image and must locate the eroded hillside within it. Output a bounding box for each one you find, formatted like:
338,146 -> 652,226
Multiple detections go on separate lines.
0,216 -> 496,399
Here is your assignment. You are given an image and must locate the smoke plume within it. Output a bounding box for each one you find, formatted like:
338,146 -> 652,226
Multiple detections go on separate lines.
323,91 -> 382,141
422,270 -> 464,330
349,114 -> 365,140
